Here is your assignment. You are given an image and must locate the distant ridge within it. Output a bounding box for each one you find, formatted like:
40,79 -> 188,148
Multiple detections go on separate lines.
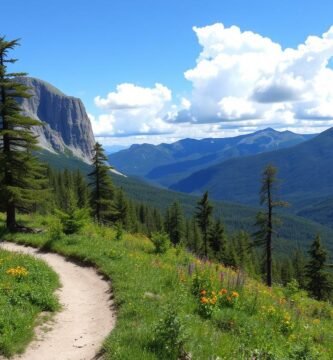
170,127 -> 333,211
109,128 -> 315,186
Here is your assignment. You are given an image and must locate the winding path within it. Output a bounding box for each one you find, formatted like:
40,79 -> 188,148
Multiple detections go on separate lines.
0,242 -> 115,360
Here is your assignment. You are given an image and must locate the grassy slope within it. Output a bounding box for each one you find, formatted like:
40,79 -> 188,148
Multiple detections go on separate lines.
37,150 -> 333,254
0,242 -> 60,357
2,214 -> 333,359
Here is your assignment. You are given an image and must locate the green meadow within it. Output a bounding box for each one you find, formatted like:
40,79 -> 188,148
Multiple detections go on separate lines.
0,242 -> 60,357
2,213 -> 332,359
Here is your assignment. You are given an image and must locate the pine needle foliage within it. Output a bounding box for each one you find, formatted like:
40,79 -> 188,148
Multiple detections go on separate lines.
195,191 -> 213,258
305,235 -> 333,301
0,36 -> 47,230
88,142 -> 115,223
254,165 -> 288,287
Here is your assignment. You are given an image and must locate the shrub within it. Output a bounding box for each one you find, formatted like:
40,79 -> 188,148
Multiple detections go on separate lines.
48,217 -> 63,242
55,207 -> 88,235
150,232 -> 170,254
151,307 -> 186,359
191,271 -> 212,296
288,343 -> 319,359
115,222 -> 123,241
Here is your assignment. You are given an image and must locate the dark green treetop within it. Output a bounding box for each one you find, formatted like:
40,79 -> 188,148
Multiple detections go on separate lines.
305,235 -> 332,301
195,191 -> 213,258
88,142 -> 114,223
0,36 -> 47,230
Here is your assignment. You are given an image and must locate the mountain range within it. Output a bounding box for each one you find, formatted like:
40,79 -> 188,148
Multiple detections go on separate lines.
171,127 -> 333,202
17,76 -> 333,237
108,128 -> 314,187
39,149 -> 333,254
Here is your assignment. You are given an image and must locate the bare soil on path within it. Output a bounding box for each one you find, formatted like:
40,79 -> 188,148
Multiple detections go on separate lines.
0,242 -> 115,360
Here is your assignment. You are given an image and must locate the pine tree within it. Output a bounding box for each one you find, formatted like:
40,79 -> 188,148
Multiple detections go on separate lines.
152,208 -> 163,232
112,188 -> 128,225
88,142 -> 114,223
195,191 -> 213,258
305,235 -> 332,301
165,201 -> 185,246
74,170 -> 89,209
280,258 -> 295,286
192,218 -> 203,254
208,219 -> 226,260
254,165 -> 288,287
232,231 -> 256,274
55,189 -> 88,235
292,246 -> 306,288
0,37 -> 47,230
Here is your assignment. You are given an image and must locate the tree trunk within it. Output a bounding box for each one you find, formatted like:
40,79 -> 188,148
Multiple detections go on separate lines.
6,201 -> 16,231
0,52 -> 16,231
267,184 -> 273,287
204,228 -> 207,258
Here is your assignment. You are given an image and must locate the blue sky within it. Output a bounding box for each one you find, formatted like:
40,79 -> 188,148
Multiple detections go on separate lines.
3,0 -> 333,146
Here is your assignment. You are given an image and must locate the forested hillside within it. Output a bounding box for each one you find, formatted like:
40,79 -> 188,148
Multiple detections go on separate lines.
109,128 -> 314,186
171,128 -> 333,217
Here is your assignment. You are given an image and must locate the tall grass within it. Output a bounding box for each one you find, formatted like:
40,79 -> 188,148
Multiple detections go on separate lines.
0,245 -> 60,357
1,213 -> 333,359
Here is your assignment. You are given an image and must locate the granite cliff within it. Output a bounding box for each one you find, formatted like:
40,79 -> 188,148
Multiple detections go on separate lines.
17,77 -> 95,162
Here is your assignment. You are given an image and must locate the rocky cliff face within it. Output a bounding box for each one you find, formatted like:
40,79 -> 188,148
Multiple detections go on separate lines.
17,77 -> 95,162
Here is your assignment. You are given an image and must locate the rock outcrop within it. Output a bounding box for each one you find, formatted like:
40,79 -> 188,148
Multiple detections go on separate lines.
17,77 -> 95,162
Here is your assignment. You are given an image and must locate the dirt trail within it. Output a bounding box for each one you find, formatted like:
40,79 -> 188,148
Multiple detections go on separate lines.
1,242 -> 115,360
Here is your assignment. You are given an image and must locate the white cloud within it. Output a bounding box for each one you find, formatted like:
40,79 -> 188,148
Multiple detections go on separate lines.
88,113 -> 115,137
181,97 -> 191,110
92,83 -> 173,137
94,83 -> 171,110
92,23 -> 333,146
171,23 -> 333,132
218,96 -> 257,120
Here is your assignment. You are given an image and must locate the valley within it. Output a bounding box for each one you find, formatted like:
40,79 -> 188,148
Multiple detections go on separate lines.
1,19 -> 333,360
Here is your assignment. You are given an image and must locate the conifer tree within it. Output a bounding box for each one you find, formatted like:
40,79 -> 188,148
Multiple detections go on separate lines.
280,258 -> 295,285
209,219 -> 226,260
112,188 -> 128,225
232,231 -> 256,274
254,165 -> 288,287
195,191 -> 213,257
139,204 -> 146,224
292,246 -> 306,288
152,208 -> 163,232
165,201 -> 185,245
305,235 -> 332,301
0,37 -> 47,230
55,189 -> 88,234
88,142 -> 114,223
185,218 -> 202,254
74,170 -> 89,209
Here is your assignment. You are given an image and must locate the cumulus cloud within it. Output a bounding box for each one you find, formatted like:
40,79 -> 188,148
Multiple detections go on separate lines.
92,83 -> 173,137
95,83 -> 171,110
171,23 -> 333,131
92,23 -> 333,145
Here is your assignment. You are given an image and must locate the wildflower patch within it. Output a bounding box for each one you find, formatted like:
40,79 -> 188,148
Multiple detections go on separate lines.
0,248 -> 60,357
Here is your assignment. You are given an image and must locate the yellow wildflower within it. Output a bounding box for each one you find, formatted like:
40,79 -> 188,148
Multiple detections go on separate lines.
6,266 -> 29,277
